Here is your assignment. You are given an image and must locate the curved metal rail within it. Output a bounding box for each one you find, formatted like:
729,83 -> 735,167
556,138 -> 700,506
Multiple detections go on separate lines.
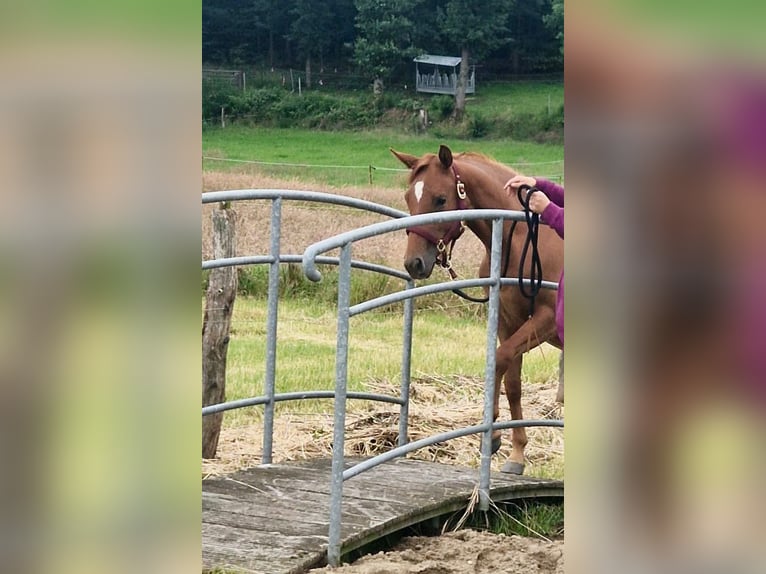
202,190 -> 413,466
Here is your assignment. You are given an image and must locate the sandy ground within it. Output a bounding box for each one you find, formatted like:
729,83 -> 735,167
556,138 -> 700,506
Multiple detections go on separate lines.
311,529 -> 564,574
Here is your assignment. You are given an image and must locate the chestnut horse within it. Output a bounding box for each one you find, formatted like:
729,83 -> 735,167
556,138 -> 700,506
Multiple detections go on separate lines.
391,145 -> 563,474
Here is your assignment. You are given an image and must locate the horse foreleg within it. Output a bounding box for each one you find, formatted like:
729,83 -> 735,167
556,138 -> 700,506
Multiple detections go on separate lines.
501,356 -> 527,474
490,370 -> 503,454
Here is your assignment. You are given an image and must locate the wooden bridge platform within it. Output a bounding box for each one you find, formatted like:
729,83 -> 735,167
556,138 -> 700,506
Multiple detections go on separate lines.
202,457 -> 564,574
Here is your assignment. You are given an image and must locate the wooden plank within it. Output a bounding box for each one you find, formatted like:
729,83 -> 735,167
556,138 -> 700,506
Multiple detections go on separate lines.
203,493 -> 371,532
224,458 -> 544,502
202,478 -> 414,519
251,457 -> 558,491
203,487 -> 410,534
202,522 -> 328,574
202,542 -> 322,574
203,521 -> 324,553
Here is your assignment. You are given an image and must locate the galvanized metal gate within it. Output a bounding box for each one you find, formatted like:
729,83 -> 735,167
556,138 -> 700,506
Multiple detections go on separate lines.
201,189 -> 562,566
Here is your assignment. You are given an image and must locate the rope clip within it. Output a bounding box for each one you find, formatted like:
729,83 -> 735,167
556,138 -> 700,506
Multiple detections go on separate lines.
456,181 -> 466,200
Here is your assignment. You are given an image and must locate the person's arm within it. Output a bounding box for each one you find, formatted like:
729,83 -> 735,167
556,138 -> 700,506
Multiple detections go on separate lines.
541,202 -> 564,239
535,179 -> 564,208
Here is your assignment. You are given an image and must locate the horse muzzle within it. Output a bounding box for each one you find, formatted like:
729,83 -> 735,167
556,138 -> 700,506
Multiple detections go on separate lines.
404,252 -> 436,279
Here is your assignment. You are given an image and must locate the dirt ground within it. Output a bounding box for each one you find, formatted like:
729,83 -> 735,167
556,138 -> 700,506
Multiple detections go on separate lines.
311,529 -> 564,574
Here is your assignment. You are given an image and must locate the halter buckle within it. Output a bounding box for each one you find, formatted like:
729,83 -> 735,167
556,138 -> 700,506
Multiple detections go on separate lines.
436,239 -> 446,253
456,181 -> 466,200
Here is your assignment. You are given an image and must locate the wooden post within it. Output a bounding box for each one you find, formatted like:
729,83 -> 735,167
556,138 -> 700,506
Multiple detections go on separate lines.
202,204 -> 237,459
220,106 -> 225,128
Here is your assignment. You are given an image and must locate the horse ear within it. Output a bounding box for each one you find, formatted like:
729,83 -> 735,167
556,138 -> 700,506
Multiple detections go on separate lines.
390,148 -> 419,169
438,145 -> 453,168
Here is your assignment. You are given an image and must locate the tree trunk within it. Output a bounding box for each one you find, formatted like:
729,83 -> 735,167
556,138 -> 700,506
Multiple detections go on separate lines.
202,205 -> 237,459
305,55 -> 312,89
373,77 -> 384,95
513,9 -> 521,75
268,30 -> 274,68
454,47 -> 470,120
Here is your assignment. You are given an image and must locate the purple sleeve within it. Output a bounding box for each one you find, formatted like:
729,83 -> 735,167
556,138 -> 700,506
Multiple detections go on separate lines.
541,203 -> 564,239
535,179 -> 564,207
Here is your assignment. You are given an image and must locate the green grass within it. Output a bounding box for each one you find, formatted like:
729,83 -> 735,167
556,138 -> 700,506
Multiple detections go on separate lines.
219,296 -> 559,428
468,81 -> 563,118
203,126 -> 563,188
203,79 -> 564,187
466,500 -> 564,539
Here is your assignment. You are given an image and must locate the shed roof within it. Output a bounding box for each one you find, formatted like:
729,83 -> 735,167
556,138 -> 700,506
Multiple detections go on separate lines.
413,54 -> 463,67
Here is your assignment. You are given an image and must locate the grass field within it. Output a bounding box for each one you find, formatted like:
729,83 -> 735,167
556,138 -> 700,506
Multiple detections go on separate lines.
207,296 -> 563,479
222,297 -> 559,427
203,79 -> 564,188
203,126 -> 563,188
467,80 -> 563,118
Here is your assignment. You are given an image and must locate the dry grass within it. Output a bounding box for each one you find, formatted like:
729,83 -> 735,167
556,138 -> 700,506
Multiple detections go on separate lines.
201,374 -> 564,479
202,169 -> 486,278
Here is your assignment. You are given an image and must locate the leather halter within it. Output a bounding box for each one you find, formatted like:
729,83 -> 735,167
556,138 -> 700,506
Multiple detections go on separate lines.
406,164 -> 468,277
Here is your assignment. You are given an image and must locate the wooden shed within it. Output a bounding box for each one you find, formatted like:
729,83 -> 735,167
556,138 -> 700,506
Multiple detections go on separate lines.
414,55 -> 475,95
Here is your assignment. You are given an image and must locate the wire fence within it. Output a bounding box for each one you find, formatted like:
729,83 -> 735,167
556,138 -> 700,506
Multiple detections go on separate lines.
209,65 -> 564,92
202,156 -> 564,187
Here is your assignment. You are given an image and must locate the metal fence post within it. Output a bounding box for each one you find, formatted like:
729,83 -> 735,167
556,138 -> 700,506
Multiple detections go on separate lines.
328,242 -> 352,567
398,280 -> 415,446
479,218 -> 503,511
262,197 -> 282,464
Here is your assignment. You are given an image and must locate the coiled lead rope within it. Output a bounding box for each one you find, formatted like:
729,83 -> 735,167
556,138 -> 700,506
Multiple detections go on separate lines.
517,184 -> 543,317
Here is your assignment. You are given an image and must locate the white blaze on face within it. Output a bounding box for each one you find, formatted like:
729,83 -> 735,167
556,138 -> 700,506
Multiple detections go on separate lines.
414,180 -> 424,204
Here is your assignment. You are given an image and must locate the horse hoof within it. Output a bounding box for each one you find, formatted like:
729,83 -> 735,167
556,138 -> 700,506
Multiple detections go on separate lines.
501,461 -> 526,475
480,436 -> 503,455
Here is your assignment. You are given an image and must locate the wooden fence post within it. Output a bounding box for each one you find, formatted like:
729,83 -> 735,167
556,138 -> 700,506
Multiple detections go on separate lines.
202,204 -> 237,459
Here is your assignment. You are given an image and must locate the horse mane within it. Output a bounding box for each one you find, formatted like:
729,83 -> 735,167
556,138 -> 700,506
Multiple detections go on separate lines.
456,151 -> 498,163
408,151 -> 517,183
455,151 -> 517,179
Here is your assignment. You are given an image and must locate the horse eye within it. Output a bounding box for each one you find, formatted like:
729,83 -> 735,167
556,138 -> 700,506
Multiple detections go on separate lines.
434,196 -> 447,207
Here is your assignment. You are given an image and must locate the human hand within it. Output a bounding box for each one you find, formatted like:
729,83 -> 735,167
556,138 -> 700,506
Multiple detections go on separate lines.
527,190 -> 551,215
503,175 -> 537,193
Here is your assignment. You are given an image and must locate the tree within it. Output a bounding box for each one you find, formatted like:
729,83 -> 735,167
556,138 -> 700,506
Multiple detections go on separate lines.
290,0 -> 336,88
543,0 -> 564,56
439,0 -> 515,118
253,0 -> 293,68
353,0 -> 421,94
203,0 -> 259,65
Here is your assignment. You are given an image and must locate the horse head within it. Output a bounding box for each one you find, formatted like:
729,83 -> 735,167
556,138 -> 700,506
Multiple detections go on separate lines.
391,145 -> 467,279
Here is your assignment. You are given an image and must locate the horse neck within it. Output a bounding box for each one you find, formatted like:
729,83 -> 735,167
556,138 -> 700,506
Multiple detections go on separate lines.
457,160 -> 520,249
